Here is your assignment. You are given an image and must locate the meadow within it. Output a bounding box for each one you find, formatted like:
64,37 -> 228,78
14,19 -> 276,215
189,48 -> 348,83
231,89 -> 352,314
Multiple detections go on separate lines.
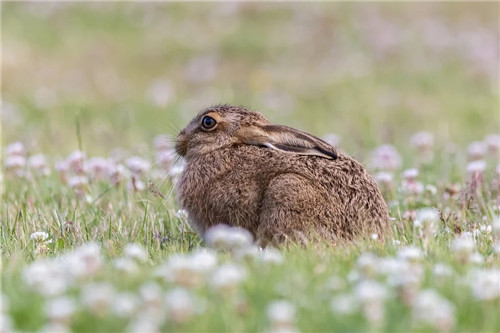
1,2 -> 500,332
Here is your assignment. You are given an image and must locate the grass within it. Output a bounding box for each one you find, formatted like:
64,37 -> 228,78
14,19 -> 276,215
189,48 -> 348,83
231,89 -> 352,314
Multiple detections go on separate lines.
1,2 -> 500,332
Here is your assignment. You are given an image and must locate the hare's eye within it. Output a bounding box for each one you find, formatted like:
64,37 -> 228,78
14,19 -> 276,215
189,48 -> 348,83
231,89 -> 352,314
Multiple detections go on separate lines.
201,116 -> 217,131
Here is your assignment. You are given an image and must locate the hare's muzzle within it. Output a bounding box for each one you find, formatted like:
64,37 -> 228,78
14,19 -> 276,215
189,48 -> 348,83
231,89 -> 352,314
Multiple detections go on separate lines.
175,132 -> 188,157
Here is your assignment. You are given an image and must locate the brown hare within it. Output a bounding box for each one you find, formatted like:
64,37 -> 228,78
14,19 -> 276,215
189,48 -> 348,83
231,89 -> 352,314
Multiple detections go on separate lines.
175,104 -> 391,245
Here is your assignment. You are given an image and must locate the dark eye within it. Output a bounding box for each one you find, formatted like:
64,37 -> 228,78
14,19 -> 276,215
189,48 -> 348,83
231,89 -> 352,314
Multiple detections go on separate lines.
201,116 -> 217,130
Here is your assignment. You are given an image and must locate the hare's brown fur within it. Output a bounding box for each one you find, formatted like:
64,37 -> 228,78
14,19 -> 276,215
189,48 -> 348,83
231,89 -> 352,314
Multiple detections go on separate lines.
176,105 -> 391,245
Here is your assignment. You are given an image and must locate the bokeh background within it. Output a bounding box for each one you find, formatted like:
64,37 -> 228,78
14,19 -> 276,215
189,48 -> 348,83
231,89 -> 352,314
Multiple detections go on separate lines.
2,2 -> 499,160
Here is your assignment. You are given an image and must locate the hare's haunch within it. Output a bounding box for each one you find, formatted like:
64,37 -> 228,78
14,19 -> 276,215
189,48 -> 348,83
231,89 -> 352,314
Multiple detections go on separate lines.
175,105 -> 391,245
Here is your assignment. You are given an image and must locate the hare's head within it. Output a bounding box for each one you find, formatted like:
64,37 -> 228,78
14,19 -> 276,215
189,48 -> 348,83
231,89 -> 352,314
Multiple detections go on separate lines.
176,104 -> 338,161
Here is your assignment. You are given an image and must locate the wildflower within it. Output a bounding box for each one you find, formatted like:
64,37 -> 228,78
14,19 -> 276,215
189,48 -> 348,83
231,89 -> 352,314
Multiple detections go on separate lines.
204,224 -> 254,251
81,283 -> 115,315
113,258 -> 139,274
175,209 -> 189,220
414,207 -> 440,239
111,293 -> 140,317
412,289 -> 455,332
5,155 -> 25,170
23,260 -> 69,296
267,300 -> 296,329
109,163 -> 127,186
433,263 -> 453,279
28,154 -> 50,176
30,231 -> 49,242
330,293 -> 359,315
210,264 -> 247,295
356,252 -> 380,278
322,134 -> 341,147
355,280 -> 388,327
68,176 -> 88,193
139,282 -> 163,314
85,157 -> 112,180
258,248 -> 284,265
165,288 -> 196,323
374,171 -> 394,189
466,160 -> 486,177
45,297 -> 76,323
157,249 -> 217,287
410,131 -> 434,151
398,246 -> 423,264
63,242 -> 102,279
467,141 -> 486,161
484,134 -> 500,155
402,168 -> 419,181
6,141 -> 25,156
123,243 -> 148,263
67,150 -> 86,174
125,156 -> 151,175
370,144 -> 402,171
450,234 -> 475,264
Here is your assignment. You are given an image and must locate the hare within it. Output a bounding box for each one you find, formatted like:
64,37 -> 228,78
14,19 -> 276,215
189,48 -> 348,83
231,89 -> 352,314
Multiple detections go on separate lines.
175,104 -> 391,245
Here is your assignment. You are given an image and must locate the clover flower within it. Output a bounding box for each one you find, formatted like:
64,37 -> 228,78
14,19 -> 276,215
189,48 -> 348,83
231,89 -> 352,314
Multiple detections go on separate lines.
204,224 -> 254,251
45,297 -> 77,324
111,293 -> 140,318
414,207 -> 440,239
157,248 -> 217,287
28,154 -> 50,176
30,231 -> 50,242
113,258 -> 139,274
23,260 -> 69,296
81,283 -> 115,315
398,246 -> 423,264
412,289 -> 455,332
210,264 -> 247,295
67,150 -> 86,174
467,141 -> 486,161
355,280 -> 388,327
125,156 -> 151,175
468,269 -> 500,301
123,243 -> 148,263
258,248 -> 284,265
370,145 -> 402,171
330,293 -> 359,315
6,142 -> 25,156
62,242 -> 102,279
165,288 -> 197,323
266,300 -> 297,330
450,234 -> 476,263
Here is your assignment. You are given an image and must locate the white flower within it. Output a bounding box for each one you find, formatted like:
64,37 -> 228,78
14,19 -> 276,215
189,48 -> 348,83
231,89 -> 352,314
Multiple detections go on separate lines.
266,300 -> 296,327
62,242 -> 102,279
484,134 -> 500,154
402,168 -> 419,181
398,246 -> 423,264
23,260 -> 69,296
450,234 -> 475,263
330,293 -> 359,315
374,172 -> 394,186
30,231 -> 49,242
355,280 -> 388,303
123,243 -> 148,263
68,176 -> 88,190
6,141 -> 25,156
125,156 -> 151,175
175,209 -> 189,220
67,150 -> 86,173
165,288 -> 196,323
469,269 -> 500,301
356,252 -> 380,278
370,145 -> 402,171
210,264 -> 247,294
467,141 -> 486,160
113,258 -> 139,274
5,155 -> 25,170
414,208 -> 440,238
412,289 -> 455,332
81,283 -> 115,314
410,132 -> 434,151
45,297 -> 76,323
466,160 -> 486,176
433,264 -> 453,279
204,224 -> 254,251
111,292 -> 139,317
157,249 -> 217,287
259,248 -> 284,265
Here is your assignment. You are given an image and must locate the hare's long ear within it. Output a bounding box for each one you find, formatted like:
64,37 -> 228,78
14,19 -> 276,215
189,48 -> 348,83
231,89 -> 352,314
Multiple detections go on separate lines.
237,125 -> 338,160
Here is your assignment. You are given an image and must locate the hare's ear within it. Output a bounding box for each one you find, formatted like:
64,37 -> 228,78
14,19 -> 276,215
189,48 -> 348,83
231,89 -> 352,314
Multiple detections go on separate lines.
237,125 -> 338,160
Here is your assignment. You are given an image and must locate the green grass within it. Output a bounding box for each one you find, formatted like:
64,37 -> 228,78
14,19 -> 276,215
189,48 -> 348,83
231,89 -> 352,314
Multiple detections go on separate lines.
2,2 -> 500,332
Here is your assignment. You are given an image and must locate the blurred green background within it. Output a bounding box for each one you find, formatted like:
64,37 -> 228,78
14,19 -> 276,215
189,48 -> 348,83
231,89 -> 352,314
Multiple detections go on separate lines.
2,2 -> 499,159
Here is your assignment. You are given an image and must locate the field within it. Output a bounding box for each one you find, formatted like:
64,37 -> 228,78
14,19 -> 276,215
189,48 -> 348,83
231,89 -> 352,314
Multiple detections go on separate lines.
2,2 -> 500,332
